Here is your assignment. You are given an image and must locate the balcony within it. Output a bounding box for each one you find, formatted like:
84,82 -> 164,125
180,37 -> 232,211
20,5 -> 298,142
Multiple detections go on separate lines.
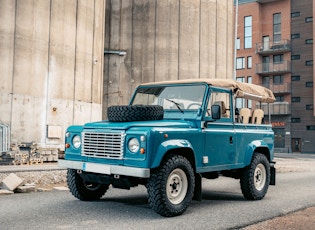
256,40 -> 291,54
257,0 -> 286,4
256,61 -> 291,75
257,102 -> 291,115
262,83 -> 291,94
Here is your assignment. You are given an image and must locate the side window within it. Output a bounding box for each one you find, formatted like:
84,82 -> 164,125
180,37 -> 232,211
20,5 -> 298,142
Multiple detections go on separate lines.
206,91 -> 231,120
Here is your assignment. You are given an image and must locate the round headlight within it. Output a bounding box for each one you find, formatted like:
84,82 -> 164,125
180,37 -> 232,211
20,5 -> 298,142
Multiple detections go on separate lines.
72,135 -> 81,149
128,138 -> 140,153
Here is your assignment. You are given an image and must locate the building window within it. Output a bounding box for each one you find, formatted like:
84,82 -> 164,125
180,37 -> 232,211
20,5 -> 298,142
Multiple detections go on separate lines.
273,75 -> 283,85
291,55 -> 300,60
273,13 -> 281,42
305,17 -> 313,23
236,57 -> 245,69
236,77 -> 245,108
291,118 -> 301,123
244,16 -> 252,49
292,75 -> 300,81
275,96 -> 284,102
306,82 -> 313,87
273,54 -> 283,63
305,60 -> 313,66
305,39 -> 313,44
306,104 -> 314,110
291,33 -> 300,39
291,12 -> 300,18
292,97 -> 300,102
236,38 -> 240,50
262,76 -> 270,87
274,128 -> 285,148
247,56 -> 252,69
306,126 -> 315,131
247,76 -> 252,108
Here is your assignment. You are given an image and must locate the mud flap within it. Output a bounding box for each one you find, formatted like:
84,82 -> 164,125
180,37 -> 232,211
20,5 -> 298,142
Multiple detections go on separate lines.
270,162 -> 276,185
193,173 -> 202,201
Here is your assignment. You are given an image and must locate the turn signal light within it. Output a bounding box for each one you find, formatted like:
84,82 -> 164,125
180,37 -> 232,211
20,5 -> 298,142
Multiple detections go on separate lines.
140,148 -> 145,154
65,143 -> 70,148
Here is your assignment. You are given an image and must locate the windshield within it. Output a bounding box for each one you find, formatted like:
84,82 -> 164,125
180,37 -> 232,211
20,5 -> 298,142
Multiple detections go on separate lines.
131,85 -> 206,112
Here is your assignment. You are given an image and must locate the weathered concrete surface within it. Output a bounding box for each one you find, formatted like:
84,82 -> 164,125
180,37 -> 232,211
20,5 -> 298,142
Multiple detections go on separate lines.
15,184 -> 36,193
0,0 -> 106,149
103,0 -> 234,116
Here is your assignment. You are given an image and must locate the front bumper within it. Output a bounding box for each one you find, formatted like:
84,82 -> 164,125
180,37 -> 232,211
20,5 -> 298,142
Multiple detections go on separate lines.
58,159 -> 150,178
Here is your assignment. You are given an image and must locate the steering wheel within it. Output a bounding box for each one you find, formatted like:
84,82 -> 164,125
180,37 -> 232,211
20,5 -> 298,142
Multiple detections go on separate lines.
187,103 -> 201,109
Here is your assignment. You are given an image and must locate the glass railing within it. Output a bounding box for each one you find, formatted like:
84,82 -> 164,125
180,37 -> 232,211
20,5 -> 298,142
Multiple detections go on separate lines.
256,39 -> 291,54
262,83 -> 291,94
257,102 -> 291,115
256,61 -> 291,74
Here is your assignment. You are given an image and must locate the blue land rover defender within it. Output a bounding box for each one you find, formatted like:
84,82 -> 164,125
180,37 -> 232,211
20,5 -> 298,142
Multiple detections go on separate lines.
59,79 -> 276,217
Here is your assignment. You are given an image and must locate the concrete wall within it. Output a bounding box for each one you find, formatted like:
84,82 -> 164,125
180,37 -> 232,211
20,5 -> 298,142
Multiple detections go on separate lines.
0,0 -> 106,149
103,0 -> 234,115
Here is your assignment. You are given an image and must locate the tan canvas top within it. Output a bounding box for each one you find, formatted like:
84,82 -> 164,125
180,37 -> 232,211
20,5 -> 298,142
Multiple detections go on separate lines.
140,78 -> 276,103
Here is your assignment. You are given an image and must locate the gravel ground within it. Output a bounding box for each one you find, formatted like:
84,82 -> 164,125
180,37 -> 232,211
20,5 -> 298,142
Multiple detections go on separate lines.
0,169 -> 67,190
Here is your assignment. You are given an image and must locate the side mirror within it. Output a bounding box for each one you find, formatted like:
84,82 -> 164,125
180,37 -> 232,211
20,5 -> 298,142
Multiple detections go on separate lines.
211,105 -> 221,120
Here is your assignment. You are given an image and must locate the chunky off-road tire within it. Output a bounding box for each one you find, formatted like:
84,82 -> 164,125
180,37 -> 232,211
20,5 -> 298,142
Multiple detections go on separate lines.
67,169 -> 109,201
240,153 -> 270,200
107,105 -> 164,122
147,155 -> 195,217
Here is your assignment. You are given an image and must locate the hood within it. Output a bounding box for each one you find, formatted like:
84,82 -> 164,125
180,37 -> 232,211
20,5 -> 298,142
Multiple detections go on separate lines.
83,119 -> 197,131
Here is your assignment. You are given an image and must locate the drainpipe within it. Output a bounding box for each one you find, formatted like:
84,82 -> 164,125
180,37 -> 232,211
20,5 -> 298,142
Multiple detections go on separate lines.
104,50 -> 127,56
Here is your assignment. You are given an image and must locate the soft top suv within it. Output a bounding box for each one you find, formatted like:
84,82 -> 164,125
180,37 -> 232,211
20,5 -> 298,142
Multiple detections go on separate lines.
59,79 -> 276,217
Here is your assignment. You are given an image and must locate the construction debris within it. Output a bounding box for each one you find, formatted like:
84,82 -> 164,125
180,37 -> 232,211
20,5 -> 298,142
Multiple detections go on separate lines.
1,173 -> 24,191
0,142 -> 63,165
15,184 -> 36,193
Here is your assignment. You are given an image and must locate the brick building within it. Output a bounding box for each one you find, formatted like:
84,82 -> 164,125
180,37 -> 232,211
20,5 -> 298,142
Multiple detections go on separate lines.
236,0 -> 315,153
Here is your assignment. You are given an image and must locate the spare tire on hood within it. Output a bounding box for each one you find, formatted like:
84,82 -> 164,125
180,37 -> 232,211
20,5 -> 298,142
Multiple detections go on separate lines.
107,105 -> 164,122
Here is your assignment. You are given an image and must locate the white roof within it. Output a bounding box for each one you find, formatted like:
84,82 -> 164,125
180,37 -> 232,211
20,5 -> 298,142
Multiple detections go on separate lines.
140,78 -> 276,103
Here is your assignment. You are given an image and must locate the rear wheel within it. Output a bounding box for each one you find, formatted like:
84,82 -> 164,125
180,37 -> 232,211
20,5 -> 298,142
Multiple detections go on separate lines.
240,153 -> 270,200
147,155 -> 195,217
67,169 -> 109,201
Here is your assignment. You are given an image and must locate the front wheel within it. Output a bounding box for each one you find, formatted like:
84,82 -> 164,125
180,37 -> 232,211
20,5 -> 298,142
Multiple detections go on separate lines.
240,153 -> 270,200
67,169 -> 109,201
147,155 -> 195,217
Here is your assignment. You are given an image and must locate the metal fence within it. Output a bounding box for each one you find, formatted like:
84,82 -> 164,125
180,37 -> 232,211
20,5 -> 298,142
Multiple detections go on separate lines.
0,123 -> 10,152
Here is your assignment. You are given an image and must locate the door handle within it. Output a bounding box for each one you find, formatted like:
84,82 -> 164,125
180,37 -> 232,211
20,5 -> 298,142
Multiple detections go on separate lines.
230,136 -> 233,144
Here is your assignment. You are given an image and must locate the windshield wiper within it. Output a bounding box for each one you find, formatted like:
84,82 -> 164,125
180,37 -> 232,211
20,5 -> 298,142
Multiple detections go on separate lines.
166,99 -> 184,113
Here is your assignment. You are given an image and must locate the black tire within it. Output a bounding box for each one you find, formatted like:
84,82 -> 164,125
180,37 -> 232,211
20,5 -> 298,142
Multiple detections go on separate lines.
240,153 -> 270,200
67,169 -> 109,201
107,105 -> 164,122
147,155 -> 195,217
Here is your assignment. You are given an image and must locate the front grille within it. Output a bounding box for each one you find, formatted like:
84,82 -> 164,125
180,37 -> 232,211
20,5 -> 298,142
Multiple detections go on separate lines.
81,132 -> 125,159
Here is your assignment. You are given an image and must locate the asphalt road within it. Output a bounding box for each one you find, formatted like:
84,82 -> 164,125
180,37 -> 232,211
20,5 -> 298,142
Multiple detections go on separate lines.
1,171 -> 315,230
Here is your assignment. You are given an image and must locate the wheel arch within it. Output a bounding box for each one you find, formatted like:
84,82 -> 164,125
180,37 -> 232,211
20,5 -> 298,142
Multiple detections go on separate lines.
151,140 -> 196,171
244,140 -> 271,166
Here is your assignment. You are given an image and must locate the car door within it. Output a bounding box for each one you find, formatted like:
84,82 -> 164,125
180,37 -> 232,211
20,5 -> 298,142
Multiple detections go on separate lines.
203,88 -> 236,169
